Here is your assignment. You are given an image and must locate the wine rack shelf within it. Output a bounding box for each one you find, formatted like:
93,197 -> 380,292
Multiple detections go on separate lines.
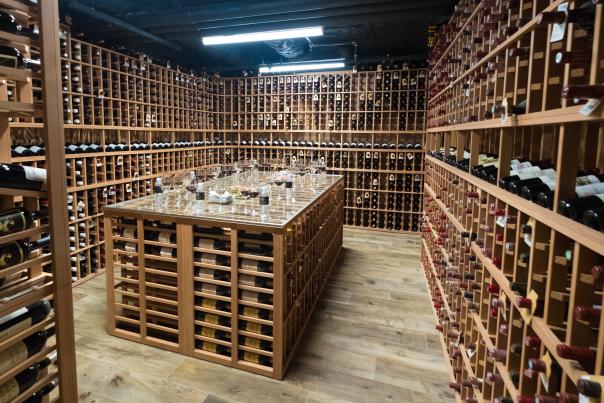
425,0 -> 604,401
6,25 -> 427,286
0,1 -> 77,402
103,175 -> 343,379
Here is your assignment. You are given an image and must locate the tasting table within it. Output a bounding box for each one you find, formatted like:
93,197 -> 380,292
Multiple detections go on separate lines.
103,173 -> 344,379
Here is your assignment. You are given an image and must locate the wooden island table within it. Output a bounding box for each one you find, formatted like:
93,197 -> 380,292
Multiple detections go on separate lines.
103,174 -> 344,379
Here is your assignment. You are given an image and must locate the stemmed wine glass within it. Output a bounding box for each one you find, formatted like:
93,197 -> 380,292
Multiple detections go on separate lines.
161,174 -> 173,194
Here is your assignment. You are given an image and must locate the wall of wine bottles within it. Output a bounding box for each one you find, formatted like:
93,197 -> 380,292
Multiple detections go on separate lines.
424,0 -> 604,402
6,25 -> 427,286
0,1 -> 77,401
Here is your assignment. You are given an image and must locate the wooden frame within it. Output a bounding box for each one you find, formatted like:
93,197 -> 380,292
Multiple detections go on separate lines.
103,175 -> 344,379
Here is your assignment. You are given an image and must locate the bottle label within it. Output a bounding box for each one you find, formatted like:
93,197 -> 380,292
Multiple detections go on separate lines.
244,321 -> 262,334
0,210 -> 26,235
243,337 -> 262,349
197,238 -> 215,249
123,228 -> 135,238
22,166 -> 47,190
160,247 -> 173,257
125,242 -> 136,252
0,306 -> 31,339
201,283 -> 218,295
496,216 -> 508,227
240,259 -> 259,271
200,327 -> 217,338
202,342 -> 218,354
0,378 -> 19,402
241,290 -> 259,303
158,232 -> 172,243
0,341 -> 28,373
541,176 -> 557,191
576,182 -> 604,198
200,253 -> 217,265
511,166 -> 540,176
583,175 -> 600,185
201,299 -> 218,310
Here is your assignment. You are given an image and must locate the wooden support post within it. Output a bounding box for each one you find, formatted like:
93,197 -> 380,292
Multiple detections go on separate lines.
40,0 -> 78,399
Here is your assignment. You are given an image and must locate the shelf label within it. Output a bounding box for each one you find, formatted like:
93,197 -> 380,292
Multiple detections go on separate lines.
550,3 -> 568,43
519,289 -> 539,323
579,98 -> 603,116
540,351 -> 553,392
500,293 -> 507,321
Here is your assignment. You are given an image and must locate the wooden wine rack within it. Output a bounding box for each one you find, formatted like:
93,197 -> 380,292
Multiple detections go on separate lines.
424,0 -> 604,401
6,26 -> 426,286
0,0 -> 77,401
103,175 -> 344,379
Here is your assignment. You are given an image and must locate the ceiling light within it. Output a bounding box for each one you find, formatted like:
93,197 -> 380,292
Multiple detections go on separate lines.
259,61 -> 345,74
202,27 -> 323,46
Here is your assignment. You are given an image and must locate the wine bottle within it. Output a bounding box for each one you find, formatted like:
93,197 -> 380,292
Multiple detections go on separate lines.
0,300 -> 51,341
197,326 -> 230,341
196,297 -> 230,312
22,379 -> 58,403
195,311 -> 230,326
0,207 -> 48,236
0,352 -> 56,403
556,343 -> 595,371
506,168 -> 557,194
530,175 -> 604,207
0,328 -> 54,373
240,336 -> 272,352
583,205 -> 604,232
558,192 -> 604,221
196,340 -> 230,356
239,350 -> 272,366
0,164 -> 47,191
577,377 -> 602,400
0,236 -> 51,271
240,306 -> 273,320
239,320 -> 272,336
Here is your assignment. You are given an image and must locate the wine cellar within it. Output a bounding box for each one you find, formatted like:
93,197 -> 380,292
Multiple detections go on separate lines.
1,0 -> 604,401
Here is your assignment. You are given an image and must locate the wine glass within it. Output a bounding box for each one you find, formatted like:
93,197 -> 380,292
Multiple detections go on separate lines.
172,174 -> 185,204
212,166 -> 222,180
161,174 -> 173,194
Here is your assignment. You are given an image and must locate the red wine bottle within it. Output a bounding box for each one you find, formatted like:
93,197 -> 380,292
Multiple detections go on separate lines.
23,379 -> 58,403
0,328 -> 54,373
0,164 -> 47,191
0,300 -> 52,341
562,84 -> 604,100
0,207 -> 49,237
0,236 -> 51,271
0,352 -> 56,403
577,377 -> 602,399
558,192 -> 604,221
524,174 -> 604,205
583,205 -> 604,231
556,344 -> 595,371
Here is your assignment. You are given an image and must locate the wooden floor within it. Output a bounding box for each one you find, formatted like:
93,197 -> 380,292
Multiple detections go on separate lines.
73,229 -> 454,403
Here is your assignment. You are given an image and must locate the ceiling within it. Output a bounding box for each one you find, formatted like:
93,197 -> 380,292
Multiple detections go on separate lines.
59,0 -> 456,75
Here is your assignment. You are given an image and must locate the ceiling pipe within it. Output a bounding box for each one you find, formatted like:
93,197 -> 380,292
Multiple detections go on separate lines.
68,1 -> 182,51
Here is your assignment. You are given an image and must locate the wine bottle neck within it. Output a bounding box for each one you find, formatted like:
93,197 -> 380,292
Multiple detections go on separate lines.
30,236 -> 51,251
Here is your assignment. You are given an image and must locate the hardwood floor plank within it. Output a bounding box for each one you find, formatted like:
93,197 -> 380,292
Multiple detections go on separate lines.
74,229 -> 454,402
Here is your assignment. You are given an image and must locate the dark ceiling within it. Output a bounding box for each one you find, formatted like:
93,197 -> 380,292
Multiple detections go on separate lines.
58,0 -> 456,75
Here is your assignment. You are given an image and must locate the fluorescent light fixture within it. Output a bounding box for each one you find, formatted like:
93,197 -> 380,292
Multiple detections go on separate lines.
259,61 -> 345,74
203,26 -> 323,46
